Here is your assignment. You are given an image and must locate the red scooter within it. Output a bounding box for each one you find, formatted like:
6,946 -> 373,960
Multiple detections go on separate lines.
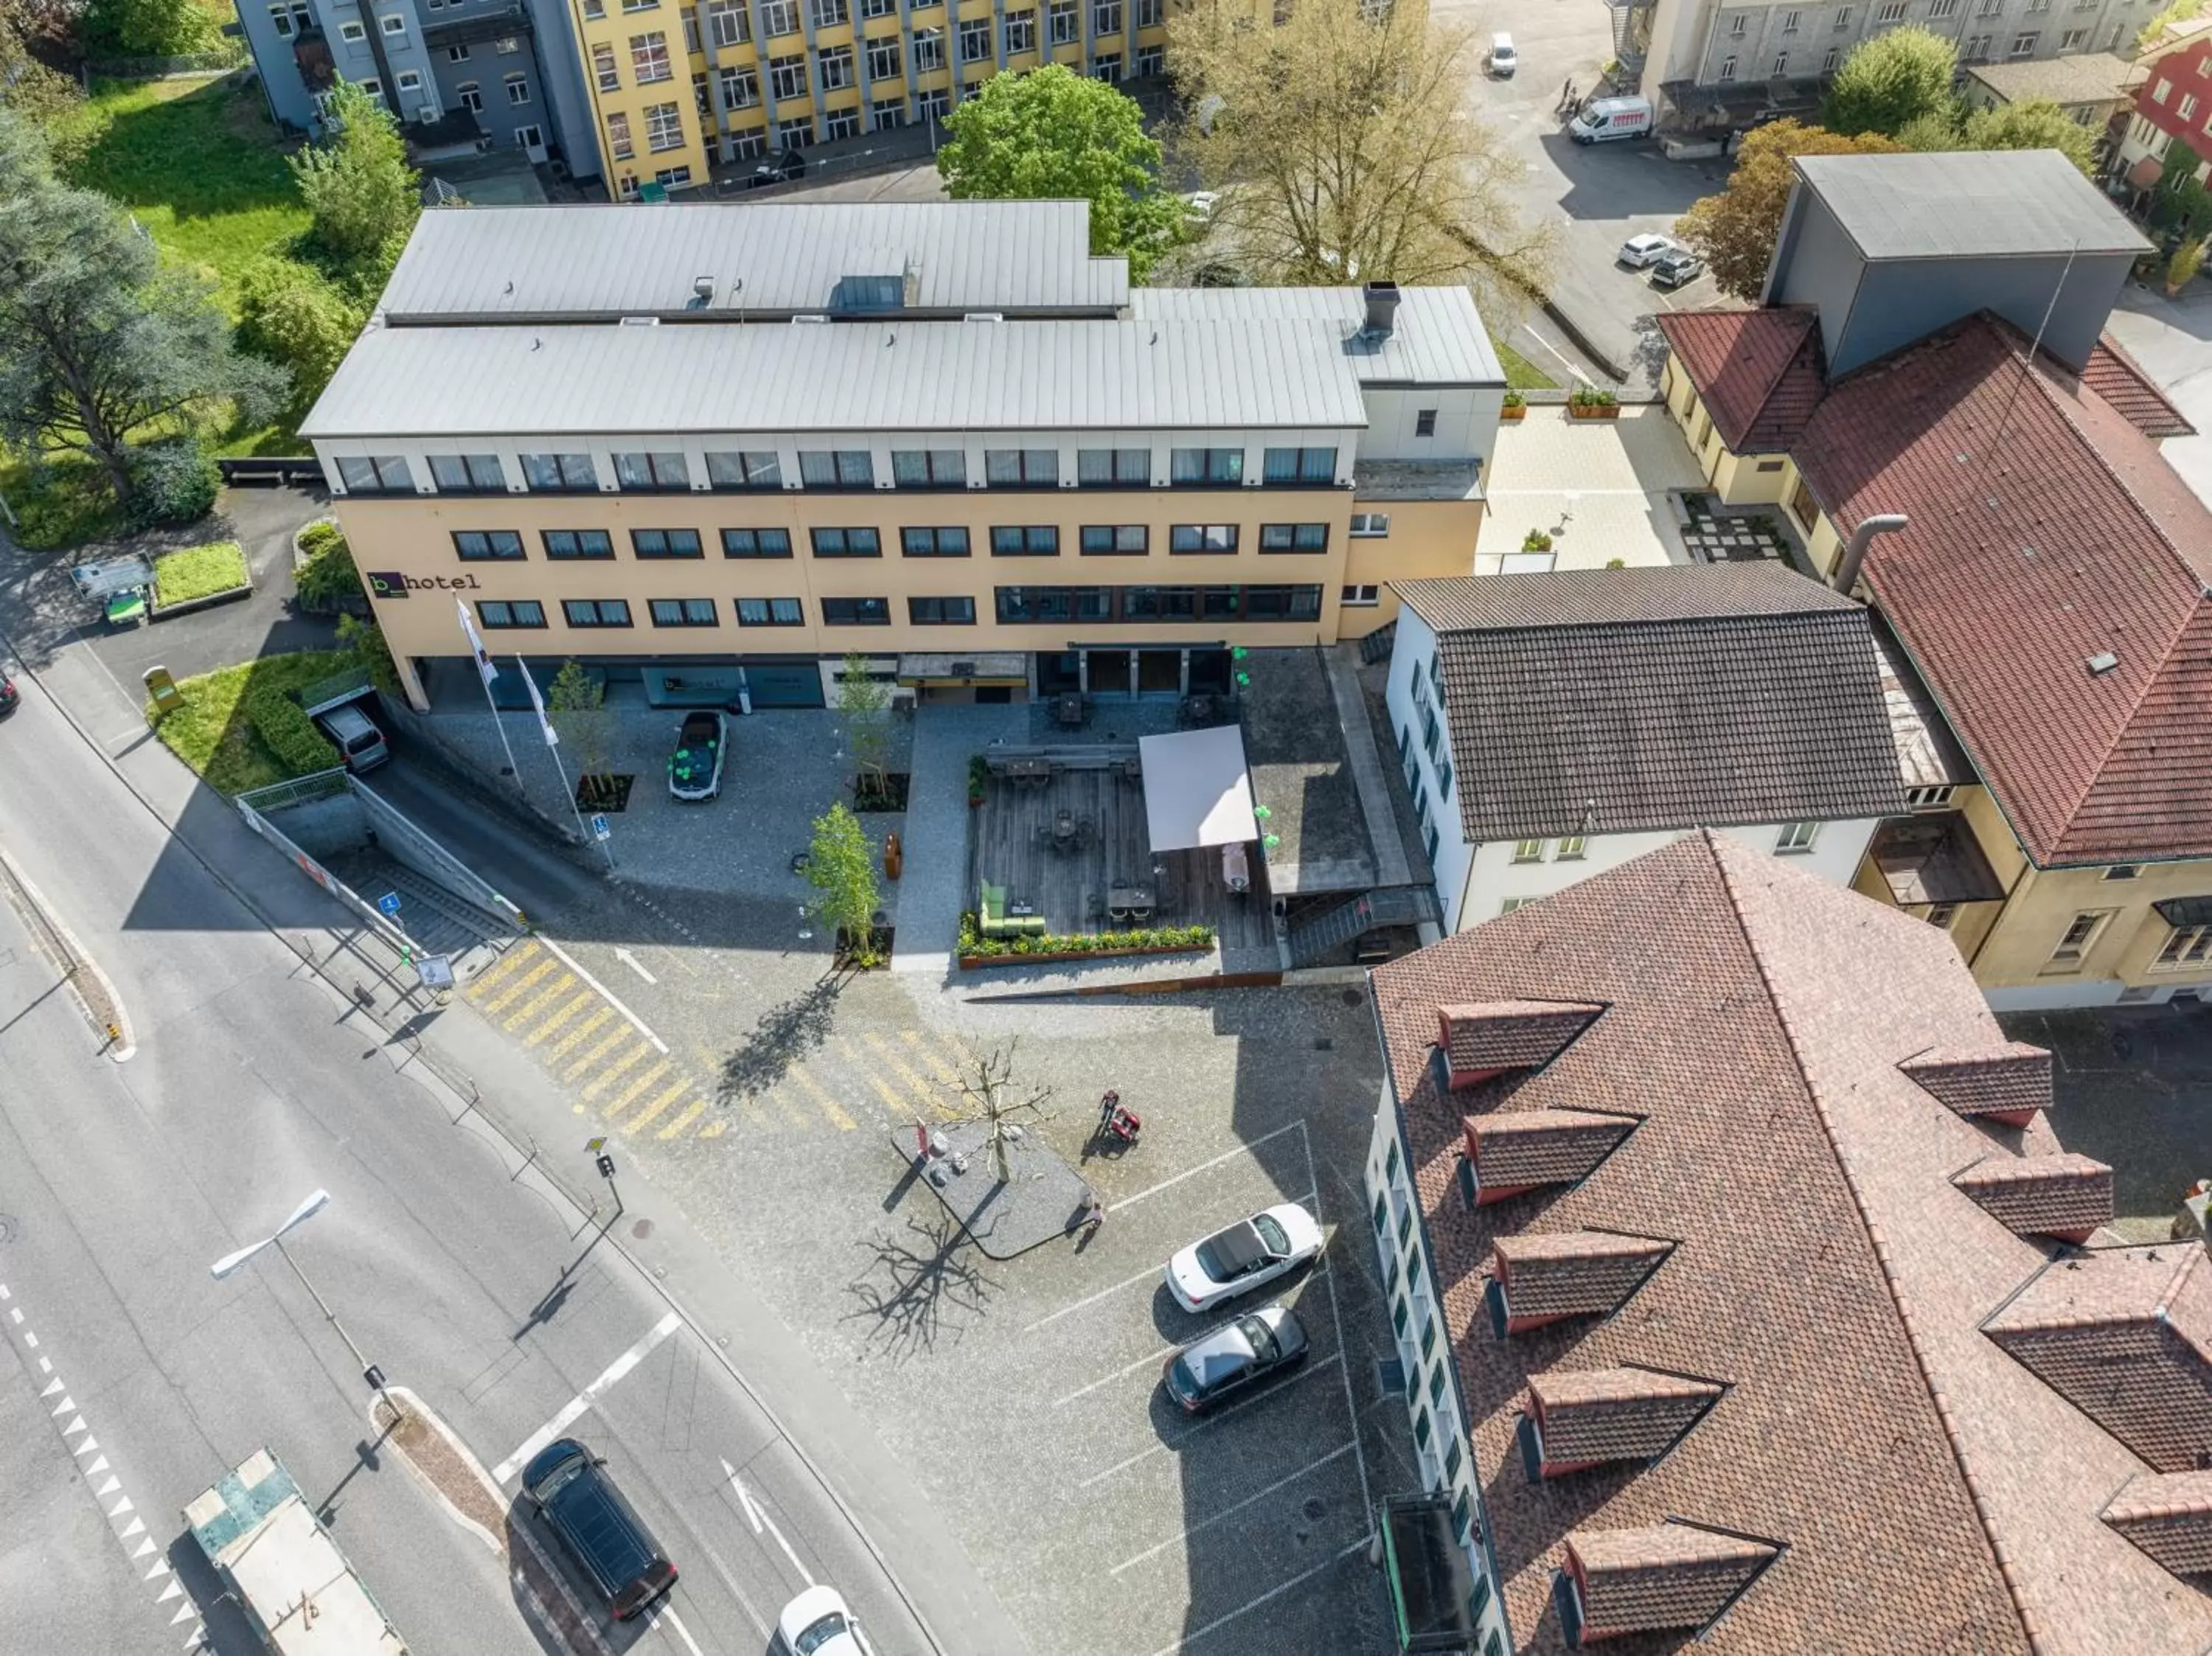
1098,1090 -> 1142,1148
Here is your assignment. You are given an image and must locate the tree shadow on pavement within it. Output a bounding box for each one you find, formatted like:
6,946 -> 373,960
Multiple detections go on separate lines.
842,1211 -> 998,1362
714,972 -> 844,1104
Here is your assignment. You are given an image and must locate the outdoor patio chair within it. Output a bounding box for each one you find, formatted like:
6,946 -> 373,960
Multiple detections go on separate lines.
978,880 -> 1047,939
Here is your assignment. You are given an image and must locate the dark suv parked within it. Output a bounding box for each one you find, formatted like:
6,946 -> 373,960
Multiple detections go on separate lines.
522,1438 -> 677,1620
748,147 -> 807,187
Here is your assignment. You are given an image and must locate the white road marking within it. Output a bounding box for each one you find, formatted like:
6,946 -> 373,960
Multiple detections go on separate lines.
9,1307 -> 21,1323
614,947 -> 658,985
1110,1443 -> 1359,1576
1054,1343 -> 1179,1406
156,1580 -> 182,1604
538,936 -> 668,1055
51,1392 -> 74,1413
1105,1121 -> 1306,1214
651,1605 -> 706,1656
723,1458 -> 813,1587
63,1415 -> 86,1436
23,1330 -> 35,1346
36,1357 -> 49,1373
1078,1354 -> 1345,1491
1142,1540 -> 1368,1656
1303,1125 -> 1374,1537
38,1377 -> 60,1397
1023,1262 -> 1168,1334
491,1310 -> 684,1483
720,1458 -> 764,1533
0,1283 -> 9,1298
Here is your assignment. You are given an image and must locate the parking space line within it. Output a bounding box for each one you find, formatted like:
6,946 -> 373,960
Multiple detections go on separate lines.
787,1063 -> 858,1130
900,1029 -> 964,1088
538,935 -> 667,1055
622,1077 -> 692,1134
526,992 -> 599,1048
480,956 -> 560,1015
1143,1538 -> 1368,1656
580,1042 -> 652,1099
863,1032 -> 956,1119
604,1060 -> 675,1118
1304,1124 -> 1374,1534
655,1100 -> 709,1140
1077,1354 -> 1344,1490
1108,1121 -> 1306,1213
564,1026 -> 635,1079
549,1008 -> 617,1062
491,1309 -> 684,1483
504,972 -> 577,1031
1024,1262 -> 1166,1334
1054,1343 -> 1177,1406
1110,1443 -> 1359,1576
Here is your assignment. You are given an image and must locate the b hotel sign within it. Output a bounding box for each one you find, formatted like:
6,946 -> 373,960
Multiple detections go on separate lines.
365,571 -> 482,599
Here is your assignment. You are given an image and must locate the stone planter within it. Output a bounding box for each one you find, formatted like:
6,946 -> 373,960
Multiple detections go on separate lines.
1566,403 -> 1621,421
959,941 -> 1214,970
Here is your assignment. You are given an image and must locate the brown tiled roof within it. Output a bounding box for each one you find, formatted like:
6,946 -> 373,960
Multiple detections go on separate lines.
1373,829 -> 2212,1655
1529,1366 -> 1725,1467
1655,308 -> 1821,453
1493,1230 -> 1672,1321
1983,1245 -> 2212,1472
1952,1153 -> 2114,1240
1565,1523 -> 1780,1637
1467,1109 -> 1638,1194
1399,566 -> 1906,843
2101,1471 -> 2212,1576
1436,1001 -> 1604,1081
1784,311 -> 2212,865
1899,1042 -> 2052,1120
2082,336 -> 2194,439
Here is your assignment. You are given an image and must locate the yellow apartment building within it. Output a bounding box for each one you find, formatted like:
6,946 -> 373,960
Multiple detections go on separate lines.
304,200 -> 1498,712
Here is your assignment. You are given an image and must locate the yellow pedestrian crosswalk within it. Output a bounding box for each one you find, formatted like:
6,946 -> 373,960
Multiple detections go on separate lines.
463,939 -> 995,1149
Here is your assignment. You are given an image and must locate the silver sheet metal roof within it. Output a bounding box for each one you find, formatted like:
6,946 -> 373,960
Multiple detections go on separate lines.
1130,286 -> 1503,386
1793,151 -> 2148,261
302,316 -> 1371,439
377,201 -> 1130,321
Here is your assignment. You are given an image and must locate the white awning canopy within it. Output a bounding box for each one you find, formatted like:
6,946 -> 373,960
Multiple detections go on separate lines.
1140,726 -> 1259,852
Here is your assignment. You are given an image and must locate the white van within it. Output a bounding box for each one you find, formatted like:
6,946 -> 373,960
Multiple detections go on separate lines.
1569,95 -> 1654,143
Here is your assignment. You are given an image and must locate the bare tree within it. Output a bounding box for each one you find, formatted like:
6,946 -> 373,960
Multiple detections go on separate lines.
1166,0 -> 1554,320
844,1212 -> 998,1358
947,1039 -> 1055,1186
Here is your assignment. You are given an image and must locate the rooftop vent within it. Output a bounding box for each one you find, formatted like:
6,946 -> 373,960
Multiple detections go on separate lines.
1362,280 -> 1400,338
964,312 -> 1004,323
791,314 -> 830,324
2087,650 -> 2120,676
692,275 -> 714,302
619,316 -> 660,327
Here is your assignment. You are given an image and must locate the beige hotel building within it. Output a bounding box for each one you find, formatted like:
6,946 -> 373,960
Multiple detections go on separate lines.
304,199 -> 1502,712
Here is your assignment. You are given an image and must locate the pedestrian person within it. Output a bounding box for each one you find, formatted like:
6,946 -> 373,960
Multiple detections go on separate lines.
1077,1193 -> 1105,1242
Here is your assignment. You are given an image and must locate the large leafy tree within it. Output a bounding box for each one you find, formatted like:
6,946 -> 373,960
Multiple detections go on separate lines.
1674,119 -> 1903,302
936,66 -> 1183,281
1167,0 -> 1552,313
0,111 -> 282,507
236,257 -> 366,419
289,80 -> 420,271
1823,25 -> 1957,138
1899,97 -> 2096,175
806,803 -> 880,964
83,0 -> 219,56
0,0 -> 86,167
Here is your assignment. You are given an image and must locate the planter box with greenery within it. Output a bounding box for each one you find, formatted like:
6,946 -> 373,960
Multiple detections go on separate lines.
150,540 -> 252,616
1521,529 -> 1554,554
1500,392 -> 1527,422
1566,387 -> 1621,421
958,913 -> 1215,965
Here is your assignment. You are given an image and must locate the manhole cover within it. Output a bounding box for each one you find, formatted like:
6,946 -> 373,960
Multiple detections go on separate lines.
630,1219 -> 654,1241
1341,989 -> 1363,1006
1302,1497 -> 1327,1522
0,1213 -> 16,1246
1314,1037 -> 1334,1051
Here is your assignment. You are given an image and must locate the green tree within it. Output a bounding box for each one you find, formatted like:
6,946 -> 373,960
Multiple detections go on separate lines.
936,66 -> 1183,281
0,111 -> 284,509
546,659 -> 611,784
1902,97 -> 2097,175
83,0 -> 218,56
237,257 -> 365,417
2156,142 -> 2212,237
0,0 -> 87,167
1674,119 -> 1903,302
337,613 -> 401,697
806,803 -> 880,964
835,650 -> 891,800
2170,235 -> 2207,292
1823,25 -> 1958,138
2138,0 -> 2208,51
289,81 -> 420,268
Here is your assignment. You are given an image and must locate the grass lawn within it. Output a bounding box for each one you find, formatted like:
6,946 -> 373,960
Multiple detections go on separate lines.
1493,333 -> 1559,391
153,540 -> 250,606
153,650 -> 356,796
1,454 -> 127,552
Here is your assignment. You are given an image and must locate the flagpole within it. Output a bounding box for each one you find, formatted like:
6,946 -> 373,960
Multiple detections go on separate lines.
520,655 -> 614,873
458,599 -> 526,800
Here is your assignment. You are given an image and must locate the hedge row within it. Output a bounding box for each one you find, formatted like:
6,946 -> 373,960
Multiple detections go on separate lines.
245,685 -> 340,773
958,913 -> 1214,959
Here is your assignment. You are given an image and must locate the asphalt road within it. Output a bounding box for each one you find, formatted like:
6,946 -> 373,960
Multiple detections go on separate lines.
0,661 -> 977,1656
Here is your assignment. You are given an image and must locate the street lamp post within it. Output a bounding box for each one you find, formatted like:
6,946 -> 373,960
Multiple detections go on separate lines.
210,1189 -> 397,1423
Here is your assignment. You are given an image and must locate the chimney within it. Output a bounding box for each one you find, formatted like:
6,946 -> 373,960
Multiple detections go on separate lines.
1362,280 -> 1400,338
1831,512 -> 1908,594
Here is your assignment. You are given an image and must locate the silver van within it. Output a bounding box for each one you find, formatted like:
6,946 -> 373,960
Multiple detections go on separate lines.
316,703 -> 389,772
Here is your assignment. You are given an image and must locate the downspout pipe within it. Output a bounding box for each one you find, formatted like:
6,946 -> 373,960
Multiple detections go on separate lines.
1832,512 -> 1908,595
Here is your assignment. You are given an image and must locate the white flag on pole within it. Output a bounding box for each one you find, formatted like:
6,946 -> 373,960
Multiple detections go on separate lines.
457,597 -> 499,689
519,655 -> 558,747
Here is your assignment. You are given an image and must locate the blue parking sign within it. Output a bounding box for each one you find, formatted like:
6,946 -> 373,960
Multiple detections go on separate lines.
590,814 -> 612,841
377,891 -> 403,917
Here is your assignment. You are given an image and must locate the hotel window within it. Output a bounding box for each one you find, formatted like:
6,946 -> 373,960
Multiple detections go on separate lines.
2048,911 -> 2110,966
811,526 -> 883,557
1341,583 -> 1380,605
542,529 -> 615,560
819,44 -> 855,88
335,455 -> 413,493
960,15 -> 990,58
630,528 -> 703,558
893,449 -> 966,487
736,596 -> 804,626
1262,445 -> 1336,484
430,453 -> 507,493
1171,446 -> 1242,485
521,452 -> 597,492
995,585 -> 1110,622
868,36 -> 903,79
1080,524 -> 1147,555
706,450 -> 780,490
505,72 -> 530,103
650,598 -> 720,627
451,532 -> 522,563
562,599 -> 633,627
1077,447 -> 1150,487
1349,512 -> 1390,537
708,0 -> 748,41
1259,523 -> 1329,553
991,525 -> 1060,556
821,596 -> 892,625
985,448 -> 1059,486
914,27 -> 944,68
2158,923 -> 2212,969
1005,7 -> 1034,49
902,526 -> 972,557
476,599 -> 546,628
644,100 -> 684,150
1775,820 -> 1820,853
606,110 -> 634,159
1050,0 -> 1076,41
721,526 -> 793,557
720,63 -> 759,105
1512,839 -> 1545,863
1242,584 -> 1321,619
615,450 -> 689,490
593,41 -> 621,88
760,0 -> 797,30
769,53 -> 807,97
908,595 -> 977,625
1170,523 -> 1238,554
801,449 -> 876,488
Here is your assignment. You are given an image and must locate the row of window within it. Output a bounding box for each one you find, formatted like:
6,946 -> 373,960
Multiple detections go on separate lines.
334,446 -> 1344,498
473,582 -> 1328,631
582,0 -> 1165,38
449,522 -> 1335,561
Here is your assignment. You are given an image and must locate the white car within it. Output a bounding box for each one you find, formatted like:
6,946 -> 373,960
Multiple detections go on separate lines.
1618,232 -> 1678,268
779,1586 -> 868,1655
1183,189 -> 1221,223
1166,1203 -> 1325,1313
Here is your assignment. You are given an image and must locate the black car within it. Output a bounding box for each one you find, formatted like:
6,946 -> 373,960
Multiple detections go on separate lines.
748,147 -> 807,188
1161,1302 -> 1309,1413
521,1439 -> 677,1620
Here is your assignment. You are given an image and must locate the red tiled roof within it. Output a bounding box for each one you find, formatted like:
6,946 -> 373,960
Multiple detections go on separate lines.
1655,309 -> 1820,453
2101,1471 -> 2212,1576
1493,1230 -> 1672,1321
1371,830 -> 2212,1655
2083,337 -> 2195,439
1467,1109 -> 1638,1194
1434,1000 -> 1604,1087
1899,1043 -> 2052,1120
1565,1523 -> 1780,1638
1952,1153 -> 2114,1240
1529,1367 -> 1725,1467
